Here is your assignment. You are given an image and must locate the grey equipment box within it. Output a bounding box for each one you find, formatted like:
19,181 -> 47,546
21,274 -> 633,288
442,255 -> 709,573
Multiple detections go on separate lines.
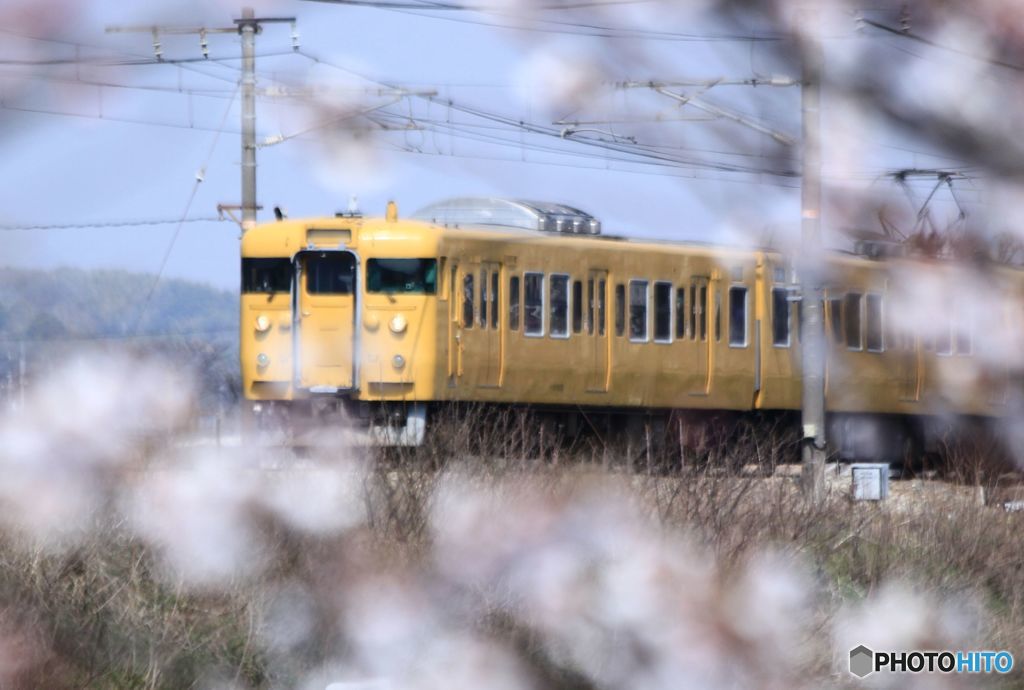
851,463 -> 890,501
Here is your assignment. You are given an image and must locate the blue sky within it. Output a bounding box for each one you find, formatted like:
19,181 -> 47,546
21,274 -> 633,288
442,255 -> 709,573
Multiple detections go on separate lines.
1,0 -> 975,291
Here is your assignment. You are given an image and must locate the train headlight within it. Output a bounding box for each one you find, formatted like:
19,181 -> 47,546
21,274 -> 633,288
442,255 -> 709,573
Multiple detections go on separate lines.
389,315 -> 408,334
392,354 -> 406,370
255,314 -> 271,333
257,353 -> 270,368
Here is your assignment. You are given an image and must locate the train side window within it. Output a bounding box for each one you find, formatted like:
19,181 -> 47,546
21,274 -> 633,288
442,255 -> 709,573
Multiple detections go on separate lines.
714,290 -> 722,342
572,280 -> 583,334
615,284 -> 626,336
955,300 -> 972,355
772,287 -> 790,347
480,269 -> 488,329
462,273 -> 474,329
729,286 -> 748,346
550,274 -> 570,338
654,282 -> 672,343
524,272 -> 544,336
586,279 -> 595,335
675,288 -> 686,339
957,329 -> 972,355
491,271 -> 499,330
866,294 -> 884,352
936,317 -> 953,355
690,285 -> 697,340
699,285 -> 708,341
629,279 -> 649,342
829,298 -> 843,342
845,293 -> 862,350
598,280 -> 607,336
509,276 -> 521,331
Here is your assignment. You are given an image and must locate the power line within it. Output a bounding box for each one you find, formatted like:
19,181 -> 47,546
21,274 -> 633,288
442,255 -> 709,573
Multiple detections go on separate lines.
384,110 -> 798,162
0,101 -> 248,137
0,71 -> 241,102
307,0 -> 664,11
421,95 -> 798,175
377,109 -> 797,173
0,50 -> 298,67
296,49 -> 799,177
860,17 -> 1024,73
130,85 -> 238,334
312,0 -> 785,42
381,139 -> 802,188
0,27 -> 251,86
0,217 -> 228,231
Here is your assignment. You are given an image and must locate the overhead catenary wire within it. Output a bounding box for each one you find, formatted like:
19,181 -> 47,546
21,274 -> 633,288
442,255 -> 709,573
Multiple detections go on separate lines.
0,27 -> 307,92
296,49 -> 800,177
0,71 -> 242,99
309,0 -> 672,12
304,0 -> 787,42
379,139 -> 803,188
6,23 -> 923,199
130,84 -> 239,335
0,101 -> 249,137
373,110 -> 798,171
0,217 -> 228,231
3,38 -> 928,185
0,50 -> 299,68
859,17 -> 1024,74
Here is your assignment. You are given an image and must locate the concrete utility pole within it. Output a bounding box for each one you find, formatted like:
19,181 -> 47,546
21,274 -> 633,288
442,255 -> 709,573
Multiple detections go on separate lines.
108,8 -> 296,233
18,342 -> 25,411
799,8 -> 827,501
237,9 -> 258,232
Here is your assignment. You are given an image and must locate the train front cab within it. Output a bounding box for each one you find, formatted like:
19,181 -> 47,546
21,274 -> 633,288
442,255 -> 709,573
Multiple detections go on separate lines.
241,217 -> 436,445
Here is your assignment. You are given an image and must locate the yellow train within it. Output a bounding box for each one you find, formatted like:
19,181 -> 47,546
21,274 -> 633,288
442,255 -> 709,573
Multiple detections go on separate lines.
240,198 -> 1024,459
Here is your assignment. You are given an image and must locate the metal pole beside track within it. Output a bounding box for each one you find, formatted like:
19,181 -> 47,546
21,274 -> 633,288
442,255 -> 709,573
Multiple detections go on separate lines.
239,7 -> 258,234
108,9 -> 294,235
799,8 -> 827,501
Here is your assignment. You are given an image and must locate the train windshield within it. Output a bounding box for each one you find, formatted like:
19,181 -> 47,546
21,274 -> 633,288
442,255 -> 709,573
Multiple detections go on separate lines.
242,258 -> 291,293
367,259 -> 437,294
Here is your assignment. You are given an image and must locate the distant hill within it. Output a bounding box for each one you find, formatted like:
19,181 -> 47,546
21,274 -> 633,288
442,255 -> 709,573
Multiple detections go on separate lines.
0,267 -> 236,343
0,267 -> 239,410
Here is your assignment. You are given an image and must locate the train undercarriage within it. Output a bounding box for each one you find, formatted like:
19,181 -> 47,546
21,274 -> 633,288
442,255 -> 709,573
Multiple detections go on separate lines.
242,397 -> 1014,477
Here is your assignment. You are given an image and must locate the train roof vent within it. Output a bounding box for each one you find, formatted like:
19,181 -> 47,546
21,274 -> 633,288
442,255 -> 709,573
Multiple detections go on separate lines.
412,197 -> 601,235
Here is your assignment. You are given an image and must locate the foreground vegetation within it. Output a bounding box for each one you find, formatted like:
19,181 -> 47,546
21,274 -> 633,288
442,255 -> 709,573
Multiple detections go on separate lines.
0,396 -> 1022,689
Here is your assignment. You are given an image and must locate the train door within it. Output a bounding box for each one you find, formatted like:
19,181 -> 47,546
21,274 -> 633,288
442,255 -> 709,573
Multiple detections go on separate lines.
688,277 -> 711,395
295,250 -> 357,391
458,263 -> 503,388
586,269 -> 609,392
448,261 -> 464,385
897,330 -> 921,402
480,262 -> 502,387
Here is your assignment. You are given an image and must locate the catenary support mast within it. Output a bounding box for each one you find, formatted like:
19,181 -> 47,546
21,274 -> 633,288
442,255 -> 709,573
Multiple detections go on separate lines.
108,8 -> 295,233
238,8 -> 259,233
799,8 -> 827,501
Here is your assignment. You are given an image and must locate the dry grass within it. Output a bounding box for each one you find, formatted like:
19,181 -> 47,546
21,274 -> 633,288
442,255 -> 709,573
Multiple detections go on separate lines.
1,399 -> 1023,688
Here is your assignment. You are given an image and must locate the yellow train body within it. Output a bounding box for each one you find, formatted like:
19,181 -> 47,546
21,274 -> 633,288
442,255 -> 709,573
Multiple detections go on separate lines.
240,200 -> 1022,446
